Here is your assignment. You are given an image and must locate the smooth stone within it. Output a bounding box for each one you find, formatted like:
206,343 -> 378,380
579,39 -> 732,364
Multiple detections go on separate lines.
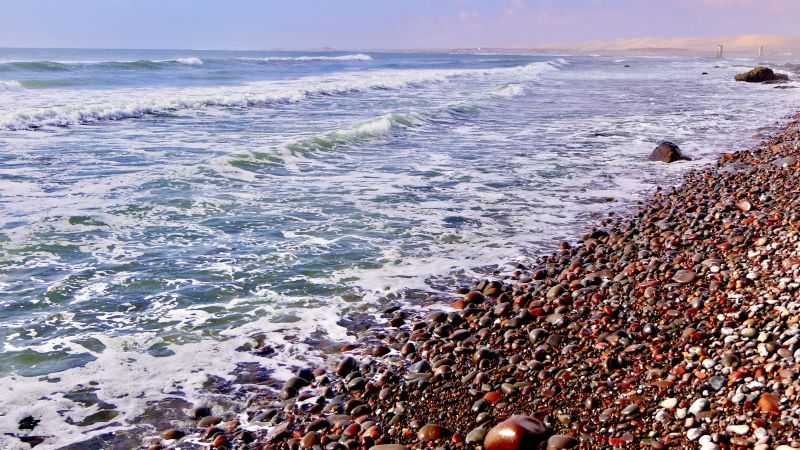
741,328 -> 758,338
621,403 -> 639,416
284,376 -> 309,390
708,376 -> 725,391
450,329 -> 470,341
650,141 -> 684,163
654,409 -> 672,422
689,398 -> 709,416
546,285 -> 564,299
369,446 -> 407,450
300,431 -> 318,449
160,429 -> 185,440
721,353 -> 740,367
660,398 -> 678,409
190,406 -> 212,419
757,393 -> 780,412
687,428 -> 706,441
279,386 -> 298,400
197,416 -> 222,427
408,360 -> 431,373
484,416 -> 547,450
466,427 -> 488,444
547,434 -> 579,449
726,424 -> 749,435
672,270 -> 696,284
418,423 -> 446,442
337,356 -> 357,376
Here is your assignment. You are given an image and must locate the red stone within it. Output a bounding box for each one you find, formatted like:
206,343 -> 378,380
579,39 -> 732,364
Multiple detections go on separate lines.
483,391 -> 503,404
484,416 -> 547,450
417,423 -> 446,442
608,437 -> 627,446
757,393 -> 780,413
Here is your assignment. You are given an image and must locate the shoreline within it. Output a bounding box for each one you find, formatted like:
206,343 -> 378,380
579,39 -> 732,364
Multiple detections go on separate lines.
140,113 -> 800,450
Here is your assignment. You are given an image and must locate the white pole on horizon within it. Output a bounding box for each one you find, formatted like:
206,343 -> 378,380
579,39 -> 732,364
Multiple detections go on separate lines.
716,45 -> 723,58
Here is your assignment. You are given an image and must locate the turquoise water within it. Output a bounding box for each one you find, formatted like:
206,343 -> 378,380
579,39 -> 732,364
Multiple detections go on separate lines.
1,49 -> 798,447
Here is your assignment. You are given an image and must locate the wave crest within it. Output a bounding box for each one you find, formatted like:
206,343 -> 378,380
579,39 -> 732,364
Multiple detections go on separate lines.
174,57 -> 203,66
0,80 -> 23,90
242,53 -> 373,63
0,59 -> 565,130
288,113 -> 423,153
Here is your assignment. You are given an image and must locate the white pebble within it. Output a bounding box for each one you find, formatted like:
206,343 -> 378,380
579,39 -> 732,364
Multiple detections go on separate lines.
689,398 -> 709,416
660,398 -> 678,408
687,428 -> 706,441
726,424 -> 749,435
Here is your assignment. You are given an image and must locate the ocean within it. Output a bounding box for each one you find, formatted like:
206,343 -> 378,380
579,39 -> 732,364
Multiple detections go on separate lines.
0,48 -> 798,448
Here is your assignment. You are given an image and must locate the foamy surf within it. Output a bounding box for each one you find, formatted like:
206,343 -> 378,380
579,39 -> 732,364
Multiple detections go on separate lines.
0,61 -> 562,130
173,57 -> 203,66
0,80 -> 22,90
0,301 -> 351,449
492,83 -> 525,97
241,53 -> 373,62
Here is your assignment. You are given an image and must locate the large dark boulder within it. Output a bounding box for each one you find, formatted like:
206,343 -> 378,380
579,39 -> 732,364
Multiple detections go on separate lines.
649,141 -> 684,163
734,66 -> 788,83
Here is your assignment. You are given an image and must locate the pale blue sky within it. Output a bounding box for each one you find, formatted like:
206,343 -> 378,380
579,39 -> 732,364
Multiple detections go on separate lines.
1,0 -> 798,50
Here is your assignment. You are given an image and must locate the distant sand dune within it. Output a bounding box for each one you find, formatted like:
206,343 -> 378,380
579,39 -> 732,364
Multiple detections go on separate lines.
568,34 -> 800,55
454,34 -> 800,58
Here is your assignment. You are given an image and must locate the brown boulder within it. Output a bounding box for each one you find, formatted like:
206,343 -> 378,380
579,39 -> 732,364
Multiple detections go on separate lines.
649,141 -> 684,163
734,66 -> 788,83
484,416 -> 548,450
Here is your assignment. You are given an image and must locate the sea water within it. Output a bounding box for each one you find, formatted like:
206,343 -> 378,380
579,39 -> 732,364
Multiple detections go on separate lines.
1,48 -> 798,448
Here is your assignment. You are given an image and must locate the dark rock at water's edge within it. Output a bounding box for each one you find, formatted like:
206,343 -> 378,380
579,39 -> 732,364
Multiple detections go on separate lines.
734,66 -> 789,83
649,141 -> 686,163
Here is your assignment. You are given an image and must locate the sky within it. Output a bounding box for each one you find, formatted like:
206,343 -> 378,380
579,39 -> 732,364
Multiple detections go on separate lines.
0,0 -> 799,50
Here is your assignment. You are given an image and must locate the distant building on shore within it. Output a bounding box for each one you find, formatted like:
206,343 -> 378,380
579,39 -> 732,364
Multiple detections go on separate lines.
716,45 -> 724,58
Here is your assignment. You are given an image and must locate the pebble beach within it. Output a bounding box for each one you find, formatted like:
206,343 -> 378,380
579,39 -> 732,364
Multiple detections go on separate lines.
4,49 -> 800,450
138,110 -> 800,450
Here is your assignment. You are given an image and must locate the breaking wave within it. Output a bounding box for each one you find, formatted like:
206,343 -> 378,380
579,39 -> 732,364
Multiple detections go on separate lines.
0,57 -> 204,72
0,80 -> 22,90
287,112 -> 425,152
174,57 -> 203,66
0,60 -> 563,130
241,53 -> 373,62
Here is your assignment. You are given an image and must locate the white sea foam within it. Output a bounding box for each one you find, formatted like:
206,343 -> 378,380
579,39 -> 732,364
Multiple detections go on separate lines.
0,294 -> 352,449
0,80 -> 22,90
492,83 -> 525,97
243,53 -> 373,62
174,57 -> 203,66
0,61 -> 562,130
